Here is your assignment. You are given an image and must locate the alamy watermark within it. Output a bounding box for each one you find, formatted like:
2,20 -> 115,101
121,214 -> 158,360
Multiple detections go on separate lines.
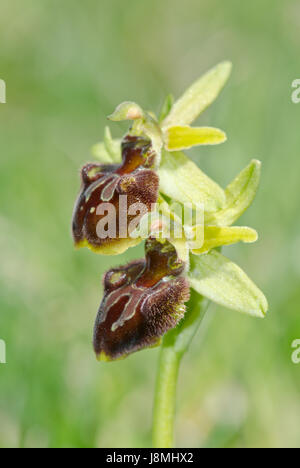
291,79 -> 300,104
94,197 -> 204,248
0,79 -> 6,103
291,339 -> 300,364
0,339 -> 6,364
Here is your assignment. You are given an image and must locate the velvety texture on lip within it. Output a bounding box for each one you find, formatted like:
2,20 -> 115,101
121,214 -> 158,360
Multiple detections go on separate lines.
72,135 -> 159,252
93,238 -> 190,360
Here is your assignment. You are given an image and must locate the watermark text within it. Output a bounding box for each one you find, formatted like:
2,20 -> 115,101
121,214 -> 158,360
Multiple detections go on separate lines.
291,339 -> 300,364
0,339 -> 6,364
0,79 -> 6,103
94,197 -> 204,248
291,79 -> 300,104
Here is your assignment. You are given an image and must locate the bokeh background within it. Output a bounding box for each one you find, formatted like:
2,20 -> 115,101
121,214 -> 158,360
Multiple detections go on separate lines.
0,0 -> 300,448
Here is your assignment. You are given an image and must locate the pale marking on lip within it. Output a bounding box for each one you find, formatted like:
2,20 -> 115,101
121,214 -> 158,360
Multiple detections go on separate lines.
111,292 -> 146,332
109,279 -> 171,332
84,174 -> 114,202
98,270 -> 147,329
100,175 -> 120,202
98,290 -> 131,325
97,253 -> 183,333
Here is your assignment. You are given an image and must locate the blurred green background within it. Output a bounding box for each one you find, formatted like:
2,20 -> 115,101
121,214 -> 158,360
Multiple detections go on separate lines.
0,0 -> 299,448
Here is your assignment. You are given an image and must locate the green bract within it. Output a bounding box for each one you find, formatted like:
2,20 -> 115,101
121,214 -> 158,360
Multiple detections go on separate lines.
90,61 -> 268,319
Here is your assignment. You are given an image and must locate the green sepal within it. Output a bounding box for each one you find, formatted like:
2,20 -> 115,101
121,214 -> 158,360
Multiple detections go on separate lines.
188,249 -> 268,318
158,150 -> 226,212
191,226 -> 258,254
162,61 -> 232,128
205,160 -> 261,226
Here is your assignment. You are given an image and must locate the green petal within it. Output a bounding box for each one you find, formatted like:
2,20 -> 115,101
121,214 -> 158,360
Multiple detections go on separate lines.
189,250 -> 268,318
165,125 -> 227,151
162,61 -> 232,128
191,226 -> 258,254
158,150 -> 226,212
205,159 -> 261,226
92,127 -> 121,163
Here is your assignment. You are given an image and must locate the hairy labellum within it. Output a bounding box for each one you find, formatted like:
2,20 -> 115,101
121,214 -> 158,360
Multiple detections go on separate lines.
72,136 -> 159,254
93,238 -> 190,360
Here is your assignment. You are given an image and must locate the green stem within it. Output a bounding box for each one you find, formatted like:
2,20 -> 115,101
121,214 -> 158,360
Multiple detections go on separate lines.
152,290 -> 209,448
152,340 -> 180,448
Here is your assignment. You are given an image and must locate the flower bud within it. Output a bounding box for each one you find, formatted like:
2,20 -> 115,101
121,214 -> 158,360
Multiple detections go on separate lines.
72,136 -> 159,254
93,238 -> 190,361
